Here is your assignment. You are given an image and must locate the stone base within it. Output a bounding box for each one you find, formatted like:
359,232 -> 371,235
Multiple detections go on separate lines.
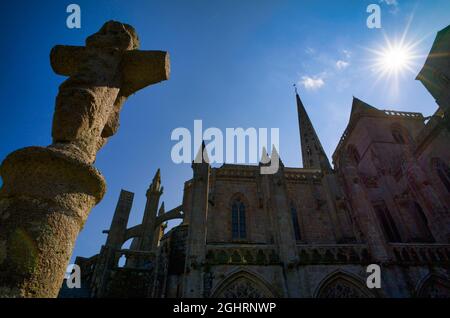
0,146 -> 106,298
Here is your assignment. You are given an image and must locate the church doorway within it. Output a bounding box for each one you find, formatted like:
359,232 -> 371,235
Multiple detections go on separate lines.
211,271 -> 277,298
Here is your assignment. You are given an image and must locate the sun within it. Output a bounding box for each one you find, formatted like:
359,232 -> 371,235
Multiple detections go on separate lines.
364,31 -> 426,96
372,41 -> 417,78
378,45 -> 412,73
363,15 -> 426,93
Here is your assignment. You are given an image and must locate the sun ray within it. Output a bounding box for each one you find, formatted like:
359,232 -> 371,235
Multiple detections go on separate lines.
362,26 -> 426,96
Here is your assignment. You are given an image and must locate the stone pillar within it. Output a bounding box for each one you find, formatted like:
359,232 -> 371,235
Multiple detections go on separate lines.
266,152 -> 301,297
0,20 -> 170,298
139,170 -> 163,252
321,173 -> 345,242
0,147 -> 105,298
182,145 -> 210,298
152,204 -> 166,251
105,190 -> 135,249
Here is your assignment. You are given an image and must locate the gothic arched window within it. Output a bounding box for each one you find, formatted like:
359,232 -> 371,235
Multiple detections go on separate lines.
212,272 -> 276,298
432,158 -> 450,192
316,273 -> 376,298
232,198 -> 247,240
290,203 -> 302,241
417,275 -> 450,298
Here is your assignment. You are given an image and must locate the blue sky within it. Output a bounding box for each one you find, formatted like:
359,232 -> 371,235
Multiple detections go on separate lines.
0,0 -> 449,263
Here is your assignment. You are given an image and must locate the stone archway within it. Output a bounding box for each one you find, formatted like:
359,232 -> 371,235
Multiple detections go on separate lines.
315,271 -> 376,298
417,275 -> 450,298
211,271 -> 276,298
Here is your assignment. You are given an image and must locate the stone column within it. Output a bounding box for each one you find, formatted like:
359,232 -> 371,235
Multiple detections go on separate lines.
0,148 -> 105,298
266,151 -> 301,297
152,204 -> 166,251
321,173 -> 345,242
140,170 -> 163,252
182,144 -> 210,298
0,20 -> 170,298
105,190 -> 135,249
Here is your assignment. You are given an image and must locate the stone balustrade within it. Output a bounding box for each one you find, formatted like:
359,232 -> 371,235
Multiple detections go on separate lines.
206,244 -> 281,265
297,244 -> 371,265
390,243 -> 450,265
383,110 -> 424,118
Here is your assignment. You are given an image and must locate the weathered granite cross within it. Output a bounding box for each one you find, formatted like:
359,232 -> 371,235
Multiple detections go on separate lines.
0,21 -> 170,298
50,20 -> 170,163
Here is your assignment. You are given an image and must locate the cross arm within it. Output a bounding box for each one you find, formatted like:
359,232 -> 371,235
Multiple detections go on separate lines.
120,50 -> 170,97
50,46 -> 170,95
50,45 -> 87,76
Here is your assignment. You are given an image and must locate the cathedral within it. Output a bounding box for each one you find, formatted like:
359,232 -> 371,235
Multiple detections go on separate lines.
61,25 -> 450,298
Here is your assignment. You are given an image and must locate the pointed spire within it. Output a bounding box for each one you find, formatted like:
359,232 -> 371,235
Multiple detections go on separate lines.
158,202 -> 165,216
194,140 -> 210,164
271,145 -> 280,160
296,89 -> 332,171
260,146 -> 270,164
271,145 -> 283,168
148,168 -> 162,194
153,168 -> 161,183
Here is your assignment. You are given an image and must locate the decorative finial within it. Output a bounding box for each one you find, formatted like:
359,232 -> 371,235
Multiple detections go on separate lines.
194,140 -> 210,164
260,146 -> 270,164
158,202 -> 165,216
293,83 -> 298,95
153,168 -> 161,182
148,168 -> 162,194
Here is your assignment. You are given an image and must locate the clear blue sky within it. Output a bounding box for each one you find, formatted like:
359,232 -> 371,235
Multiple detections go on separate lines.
0,0 -> 449,263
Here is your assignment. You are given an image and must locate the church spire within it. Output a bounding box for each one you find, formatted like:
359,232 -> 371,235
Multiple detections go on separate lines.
194,140 -> 210,164
295,87 -> 332,172
147,168 -> 163,195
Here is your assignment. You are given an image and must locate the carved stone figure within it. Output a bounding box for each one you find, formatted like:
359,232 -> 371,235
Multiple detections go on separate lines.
50,21 -> 170,164
0,21 -> 170,298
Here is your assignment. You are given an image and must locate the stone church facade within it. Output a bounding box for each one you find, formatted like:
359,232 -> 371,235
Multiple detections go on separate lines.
61,26 -> 450,298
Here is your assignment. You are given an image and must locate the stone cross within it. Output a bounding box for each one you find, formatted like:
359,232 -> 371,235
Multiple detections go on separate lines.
0,21 -> 170,297
50,20 -> 170,163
